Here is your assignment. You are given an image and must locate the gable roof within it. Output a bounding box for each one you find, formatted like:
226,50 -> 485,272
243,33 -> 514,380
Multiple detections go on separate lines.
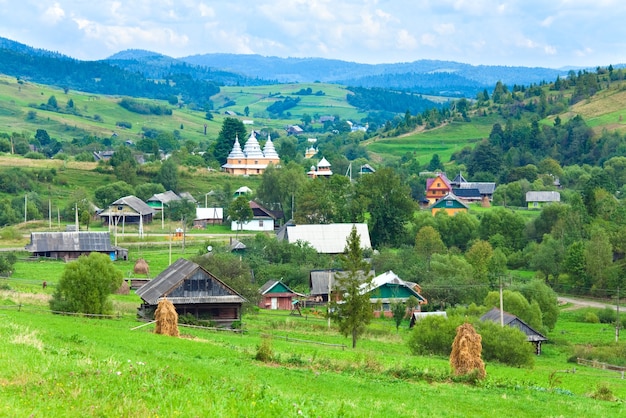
25,231 -> 114,253
426,173 -> 452,190
452,188 -> 482,199
526,191 -> 560,203
110,195 -> 154,215
147,190 -> 180,205
459,182 -> 496,195
136,258 -> 246,305
480,307 -> 547,342
259,280 -> 303,296
429,193 -> 469,210
250,201 -> 280,219
309,269 -> 375,295
363,270 -> 426,302
277,223 -> 371,254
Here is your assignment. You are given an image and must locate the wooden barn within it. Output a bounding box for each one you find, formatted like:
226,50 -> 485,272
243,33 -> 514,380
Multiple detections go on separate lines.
480,307 -> 548,355
99,195 -> 154,226
136,258 -> 246,327
24,231 -> 128,261
258,280 -> 304,310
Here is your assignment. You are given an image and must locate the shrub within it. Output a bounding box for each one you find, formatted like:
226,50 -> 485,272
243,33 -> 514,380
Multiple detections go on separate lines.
584,312 -> 600,323
255,336 -> 273,362
24,151 -> 46,159
116,121 -> 133,129
597,306 -> 616,324
407,315 -> 463,356
591,383 -> 616,401
475,321 -> 535,367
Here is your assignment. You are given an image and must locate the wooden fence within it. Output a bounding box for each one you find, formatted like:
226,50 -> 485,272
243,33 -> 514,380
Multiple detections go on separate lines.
577,358 -> 626,379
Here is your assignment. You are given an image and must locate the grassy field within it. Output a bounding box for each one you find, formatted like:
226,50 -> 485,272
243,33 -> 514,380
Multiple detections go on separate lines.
0,277 -> 625,417
366,114 -> 500,164
2,247 -> 626,416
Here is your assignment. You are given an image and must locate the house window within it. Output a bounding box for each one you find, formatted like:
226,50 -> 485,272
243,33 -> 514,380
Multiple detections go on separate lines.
238,160 -> 242,164
259,220 -> 264,227
533,201 -> 539,207
436,182 -> 441,187
117,206 -> 123,210
254,160 -> 258,164
446,201 -> 453,207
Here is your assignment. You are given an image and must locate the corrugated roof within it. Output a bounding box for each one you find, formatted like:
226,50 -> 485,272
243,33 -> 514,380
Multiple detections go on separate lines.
279,223 -> 371,254
113,195 -> 154,214
362,270 -> 426,301
459,182 -> 496,195
25,231 -> 114,253
136,258 -> 246,305
195,207 -> 224,220
147,190 -> 180,204
526,191 -> 560,202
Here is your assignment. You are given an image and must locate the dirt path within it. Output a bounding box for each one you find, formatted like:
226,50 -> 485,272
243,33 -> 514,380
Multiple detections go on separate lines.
558,296 -> 619,311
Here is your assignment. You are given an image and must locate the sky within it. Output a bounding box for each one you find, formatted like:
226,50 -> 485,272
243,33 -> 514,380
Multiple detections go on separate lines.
1,0 -> 625,69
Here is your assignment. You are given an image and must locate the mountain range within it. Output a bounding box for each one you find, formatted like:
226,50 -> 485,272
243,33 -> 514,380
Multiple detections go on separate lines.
0,36 -> 573,99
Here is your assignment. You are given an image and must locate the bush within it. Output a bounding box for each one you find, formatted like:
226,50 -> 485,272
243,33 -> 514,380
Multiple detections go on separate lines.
584,312 -> 600,323
24,151 -> 46,159
407,315 -> 463,356
475,321 -> 535,367
597,306 -> 616,324
116,121 -> 133,129
255,336 -> 273,362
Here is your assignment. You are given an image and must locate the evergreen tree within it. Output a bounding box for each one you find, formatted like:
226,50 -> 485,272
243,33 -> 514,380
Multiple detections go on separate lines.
157,158 -> 179,192
331,226 -> 374,348
213,118 -> 247,165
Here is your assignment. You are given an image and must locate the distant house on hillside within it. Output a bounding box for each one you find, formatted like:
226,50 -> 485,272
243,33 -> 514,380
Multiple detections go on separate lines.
362,271 -> 427,318
99,195 -> 154,225
426,172 -> 452,204
25,231 -> 127,261
428,193 -> 469,216
258,280 -> 304,310
526,191 -> 560,209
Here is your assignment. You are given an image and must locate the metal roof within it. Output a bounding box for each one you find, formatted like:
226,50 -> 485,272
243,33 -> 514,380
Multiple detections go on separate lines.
526,191 -> 560,203
25,231 -> 114,253
147,190 -> 180,204
136,258 -> 246,305
278,223 -> 371,254
480,307 -> 547,342
110,195 -> 154,215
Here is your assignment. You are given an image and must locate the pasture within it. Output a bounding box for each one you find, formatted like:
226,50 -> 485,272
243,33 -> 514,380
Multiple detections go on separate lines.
1,250 -> 626,416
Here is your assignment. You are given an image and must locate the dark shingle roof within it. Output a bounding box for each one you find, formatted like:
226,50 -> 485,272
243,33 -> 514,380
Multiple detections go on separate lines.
480,307 -> 547,342
136,258 -> 246,305
25,231 -> 114,252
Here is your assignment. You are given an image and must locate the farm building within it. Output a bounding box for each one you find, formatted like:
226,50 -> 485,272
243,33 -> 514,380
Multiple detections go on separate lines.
24,231 -> 127,261
194,207 -> 224,228
480,307 -> 548,355
526,191 -> 561,209
309,269 -> 376,303
99,195 -> 154,226
362,270 -> 427,318
136,258 -> 246,327
277,223 -> 371,254
258,280 -> 304,310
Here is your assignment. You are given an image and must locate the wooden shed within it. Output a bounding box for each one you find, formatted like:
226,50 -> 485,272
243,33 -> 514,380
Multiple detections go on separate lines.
24,231 -> 127,261
258,280 -> 304,310
136,258 -> 246,327
480,307 -> 548,355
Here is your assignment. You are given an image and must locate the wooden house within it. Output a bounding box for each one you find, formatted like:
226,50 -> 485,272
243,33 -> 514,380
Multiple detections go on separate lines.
308,269 -> 376,303
146,190 -> 182,211
480,307 -> 548,354
24,231 -> 127,261
136,258 -> 246,327
362,270 -> 426,318
258,280 -> 304,310
99,195 -> 154,225
429,193 -> 469,216
230,201 -> 282,232
526,191 -> 560,209
426,172 -> 452,204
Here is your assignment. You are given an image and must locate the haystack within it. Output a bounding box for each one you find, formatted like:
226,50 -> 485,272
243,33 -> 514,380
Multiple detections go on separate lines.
154,298 -> 179,337
134,258 -> 150,276
116,280 -> 130,295
450,322 -> 485,379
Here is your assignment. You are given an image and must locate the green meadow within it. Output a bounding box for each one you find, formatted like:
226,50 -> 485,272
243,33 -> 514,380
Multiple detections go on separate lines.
1,248 -> 626,417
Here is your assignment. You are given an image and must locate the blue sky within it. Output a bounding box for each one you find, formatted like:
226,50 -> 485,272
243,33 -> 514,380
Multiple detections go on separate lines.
1,0 -> 625,68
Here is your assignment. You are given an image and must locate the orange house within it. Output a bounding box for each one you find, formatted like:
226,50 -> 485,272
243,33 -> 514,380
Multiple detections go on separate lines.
426,173 -> 452,204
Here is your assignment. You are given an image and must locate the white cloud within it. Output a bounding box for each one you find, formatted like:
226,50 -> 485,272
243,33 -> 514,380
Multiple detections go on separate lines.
42,2 -> 65,24
396,29 -> 418,50
434,23 -> 455,36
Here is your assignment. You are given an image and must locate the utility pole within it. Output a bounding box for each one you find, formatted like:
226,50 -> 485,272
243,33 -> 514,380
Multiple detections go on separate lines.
499,276 -> 504,327
616,286 -> 620,343
328,269 -> 332,329
24,194 -> 27,223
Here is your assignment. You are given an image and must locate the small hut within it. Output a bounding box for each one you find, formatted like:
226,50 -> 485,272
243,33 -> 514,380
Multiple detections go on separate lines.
480,307 -> 548,355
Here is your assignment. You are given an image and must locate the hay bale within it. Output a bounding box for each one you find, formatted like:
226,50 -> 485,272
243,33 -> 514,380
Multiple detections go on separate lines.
450,322 -> 486,379
116,280 -> 130,295
134,258 -> 150,276
154,298 -> 179,337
